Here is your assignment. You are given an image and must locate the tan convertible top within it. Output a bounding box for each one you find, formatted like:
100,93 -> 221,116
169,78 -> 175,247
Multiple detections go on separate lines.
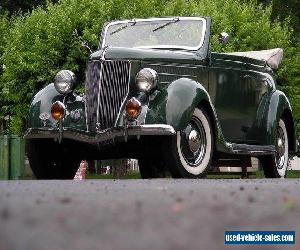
225,48 -> 283,70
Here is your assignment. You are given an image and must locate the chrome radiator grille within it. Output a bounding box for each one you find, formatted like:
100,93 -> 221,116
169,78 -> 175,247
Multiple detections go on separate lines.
85,60 -> 130,132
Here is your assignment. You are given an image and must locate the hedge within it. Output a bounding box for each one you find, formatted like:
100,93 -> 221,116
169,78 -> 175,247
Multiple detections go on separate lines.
0,0 -> 299,136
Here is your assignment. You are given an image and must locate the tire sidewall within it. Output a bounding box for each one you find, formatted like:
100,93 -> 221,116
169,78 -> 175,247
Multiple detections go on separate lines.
276,119 -> 289,178
261,118 -> 289,178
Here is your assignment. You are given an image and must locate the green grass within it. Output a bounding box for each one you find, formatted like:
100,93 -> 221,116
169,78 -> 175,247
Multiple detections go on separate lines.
255,170 -> 300,178
86,171 -> 300,179
86,172 -> 141,179
286,170 -> 300,178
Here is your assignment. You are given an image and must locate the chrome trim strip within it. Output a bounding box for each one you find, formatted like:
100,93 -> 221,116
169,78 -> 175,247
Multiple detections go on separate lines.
101,17 -> 207,51
214,58 -> 246,66
214,58 -> 266,69
145,62 -> 201,69
232,143 -> 275,156
158,72 -> 197,78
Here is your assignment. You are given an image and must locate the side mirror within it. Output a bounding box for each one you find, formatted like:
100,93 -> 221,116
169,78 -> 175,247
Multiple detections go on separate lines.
81,41 -> 92,54
218,32 -> 229,45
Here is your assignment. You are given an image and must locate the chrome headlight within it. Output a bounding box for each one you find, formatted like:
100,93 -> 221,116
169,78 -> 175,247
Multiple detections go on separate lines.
54,70 -> 76,94
136,68 -> 158,93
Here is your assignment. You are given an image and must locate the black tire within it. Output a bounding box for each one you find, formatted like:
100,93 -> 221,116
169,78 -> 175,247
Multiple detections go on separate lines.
138,157 -> 167,179
26,139 -> 82,179
259,119 -> 289,178
164,107 -> 214,178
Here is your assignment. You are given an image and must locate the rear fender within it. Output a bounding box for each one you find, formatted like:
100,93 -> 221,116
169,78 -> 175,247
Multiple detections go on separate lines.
265,90 -> 297,152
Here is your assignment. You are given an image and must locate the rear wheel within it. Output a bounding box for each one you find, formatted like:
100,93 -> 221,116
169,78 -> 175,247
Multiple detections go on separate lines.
165,107 -> 213,178
259,119 -> 289,178
26,139 -> 81,179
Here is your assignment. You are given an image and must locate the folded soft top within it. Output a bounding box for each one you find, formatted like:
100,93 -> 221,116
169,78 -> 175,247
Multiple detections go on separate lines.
225,48 -> 283,70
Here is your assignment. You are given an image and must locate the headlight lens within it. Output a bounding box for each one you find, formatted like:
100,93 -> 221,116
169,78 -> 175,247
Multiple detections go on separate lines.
136,68 -> 158,93
54,70 -> 76,94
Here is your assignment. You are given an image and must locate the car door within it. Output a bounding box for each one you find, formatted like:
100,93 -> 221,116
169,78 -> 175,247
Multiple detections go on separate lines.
209,62 -> 265,144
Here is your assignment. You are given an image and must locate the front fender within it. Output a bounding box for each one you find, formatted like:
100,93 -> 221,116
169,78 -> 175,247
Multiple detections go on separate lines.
145,78 -> 232,153
27,83 -> 86,131
27,83 -> 63,128
146,78 -> 209,131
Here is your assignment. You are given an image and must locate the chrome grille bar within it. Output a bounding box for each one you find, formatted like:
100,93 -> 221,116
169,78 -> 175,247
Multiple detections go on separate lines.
85,60 -> 130,132
85,61 -> 101,132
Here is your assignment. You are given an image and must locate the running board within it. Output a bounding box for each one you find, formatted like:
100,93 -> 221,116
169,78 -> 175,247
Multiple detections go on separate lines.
232,143 -> 275,156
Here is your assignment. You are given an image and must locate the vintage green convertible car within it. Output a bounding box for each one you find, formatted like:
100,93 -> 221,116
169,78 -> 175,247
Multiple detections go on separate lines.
25,17 -> 298,179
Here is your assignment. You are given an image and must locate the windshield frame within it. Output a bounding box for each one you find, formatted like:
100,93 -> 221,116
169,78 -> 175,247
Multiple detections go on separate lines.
100,17 -> 207,51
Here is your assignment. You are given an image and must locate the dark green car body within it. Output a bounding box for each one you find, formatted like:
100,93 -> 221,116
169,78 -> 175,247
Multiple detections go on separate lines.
25,17 -> 298,174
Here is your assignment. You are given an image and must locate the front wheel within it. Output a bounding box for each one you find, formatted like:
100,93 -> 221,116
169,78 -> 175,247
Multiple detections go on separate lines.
165,107 -> 214,178
259,119 -> 289,178
138,157 -> 167,179
26,139 -> 81,179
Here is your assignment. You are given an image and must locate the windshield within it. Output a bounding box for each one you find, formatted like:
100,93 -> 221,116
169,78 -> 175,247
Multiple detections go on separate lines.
102,17 -> 206,51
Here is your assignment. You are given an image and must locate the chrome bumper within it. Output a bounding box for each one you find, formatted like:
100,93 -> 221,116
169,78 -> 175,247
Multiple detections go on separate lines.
24,125 -> 176,145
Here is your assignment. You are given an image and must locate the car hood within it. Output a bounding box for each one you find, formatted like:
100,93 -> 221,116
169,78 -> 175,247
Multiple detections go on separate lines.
89,47 -> 206,64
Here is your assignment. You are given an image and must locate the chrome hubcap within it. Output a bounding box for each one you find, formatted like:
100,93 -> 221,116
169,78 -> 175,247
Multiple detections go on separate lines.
180,116 -> 207,166
277,138 -> 284,156
188,130 -> 201,153
276,126 -> 286,169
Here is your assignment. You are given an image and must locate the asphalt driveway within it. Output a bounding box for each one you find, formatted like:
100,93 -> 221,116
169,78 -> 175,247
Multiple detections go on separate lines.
0,179 -> 300,250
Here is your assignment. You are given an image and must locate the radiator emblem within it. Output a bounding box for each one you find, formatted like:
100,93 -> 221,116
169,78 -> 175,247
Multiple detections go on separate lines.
39,113 -> 50,127
70,109 -> 82,121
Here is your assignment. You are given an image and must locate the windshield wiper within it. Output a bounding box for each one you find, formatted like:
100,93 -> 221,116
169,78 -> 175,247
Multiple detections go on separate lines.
152,17 -> 180,32
109,19 -> 137,35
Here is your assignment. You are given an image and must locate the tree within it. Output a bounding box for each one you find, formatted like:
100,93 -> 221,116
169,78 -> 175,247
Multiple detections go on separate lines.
0,13 -> 10,133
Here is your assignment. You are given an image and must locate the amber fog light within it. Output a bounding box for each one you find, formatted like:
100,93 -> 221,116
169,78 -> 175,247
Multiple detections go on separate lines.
51,101 -> 65,120
126,97 -> 141,119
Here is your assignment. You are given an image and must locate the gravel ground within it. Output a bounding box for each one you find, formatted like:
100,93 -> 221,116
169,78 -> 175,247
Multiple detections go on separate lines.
0,179 -> 300,250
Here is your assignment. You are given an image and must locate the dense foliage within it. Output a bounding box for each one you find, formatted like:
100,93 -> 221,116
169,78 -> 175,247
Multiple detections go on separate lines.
258,0 -> 300,135
0,0 -> 299,136
259,0 -> 300,39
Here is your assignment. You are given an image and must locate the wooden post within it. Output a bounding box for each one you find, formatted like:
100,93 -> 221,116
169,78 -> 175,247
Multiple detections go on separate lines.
112,159 -> 128,179
241,156 -> 251,179
87,160 -> 96,174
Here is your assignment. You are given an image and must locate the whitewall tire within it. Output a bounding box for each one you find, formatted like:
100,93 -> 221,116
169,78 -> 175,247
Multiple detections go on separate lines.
166,107 -> 213,178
